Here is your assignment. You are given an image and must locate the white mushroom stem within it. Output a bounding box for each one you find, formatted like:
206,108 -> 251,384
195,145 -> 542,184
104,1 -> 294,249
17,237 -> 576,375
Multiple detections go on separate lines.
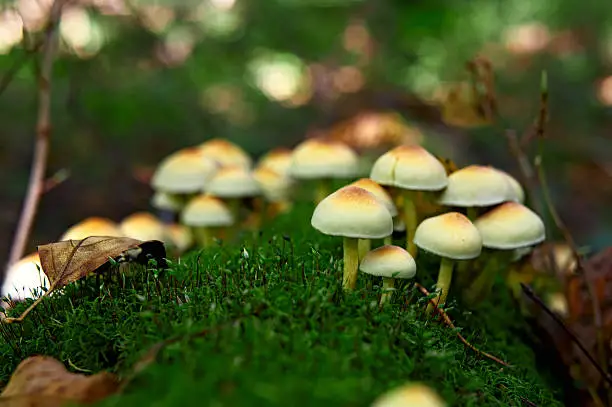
426,257 -> 455,314
343,237 -> 360,289
380,277 -> 395,306
402,190 -> 418,257
358,239 -> 371,262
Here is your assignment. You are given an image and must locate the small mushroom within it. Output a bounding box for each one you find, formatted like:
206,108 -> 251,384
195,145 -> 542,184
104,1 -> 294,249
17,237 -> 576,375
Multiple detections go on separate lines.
347,178 -> 398,260
150,191 -> 183,223
119,212 -> 168,242
164,223 -> 193,255
311,186 -> 393,290
253,165 -> 295,222
289,138 -> 360,204
60,217 -> 124,241
359,245 -> 416,306
151,147 -> 218,208
370,145 -> 448,257
465,202 -> 545,305
181,195 -> 234,248
198,138 -> 252,169
257,147 -> 293,176
1,253 -> 48,304
413,212 -> 482,314
371,382 -> 447,407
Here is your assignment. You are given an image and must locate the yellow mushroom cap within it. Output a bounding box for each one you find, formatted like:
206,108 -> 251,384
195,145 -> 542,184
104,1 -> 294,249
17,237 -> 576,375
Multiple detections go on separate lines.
311,186 -> 393,239
494,169 -> 525,203
206,166 -> 261,198
119,212 -> 167,242
348,178 -> 398,217
151,147 -> 218,194
151,191 -> 183,212
359,245 -> 416,279
60,217 -> 124,241
253,166 -> 294,202
198,138 -> 252,169
181,195 -> 234,227
289,139 -> 359,179
437,165 -> 514,207
372,383 -> 447,407
474,202 -> 545,250
165,223 -> 193,253
257,147 -> 293,176
2,253 -> 49,301
413,212 -> 482,260
370,145 -> 448,191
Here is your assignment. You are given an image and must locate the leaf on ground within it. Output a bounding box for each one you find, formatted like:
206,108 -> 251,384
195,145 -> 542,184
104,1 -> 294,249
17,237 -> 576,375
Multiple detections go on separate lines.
0,356 -> 120,406
38,236 -> 167,288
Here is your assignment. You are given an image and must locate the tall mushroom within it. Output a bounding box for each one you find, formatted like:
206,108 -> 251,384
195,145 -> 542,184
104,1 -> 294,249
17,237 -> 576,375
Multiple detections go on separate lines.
289,139 -> 359,204
413,212 -> 482,314
370,145 -> 448,257
198,138 -> 252,169
465,202 -> 545,305
359,245 -> 416,306
311,186 -> 393,290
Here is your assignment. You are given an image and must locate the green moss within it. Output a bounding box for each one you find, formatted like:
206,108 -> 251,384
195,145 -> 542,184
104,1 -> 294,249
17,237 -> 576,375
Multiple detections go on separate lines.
0,203 -> 564,406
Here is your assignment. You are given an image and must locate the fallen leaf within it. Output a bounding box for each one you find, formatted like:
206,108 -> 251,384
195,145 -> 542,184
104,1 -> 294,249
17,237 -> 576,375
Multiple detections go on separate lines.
0,356 -> 120,407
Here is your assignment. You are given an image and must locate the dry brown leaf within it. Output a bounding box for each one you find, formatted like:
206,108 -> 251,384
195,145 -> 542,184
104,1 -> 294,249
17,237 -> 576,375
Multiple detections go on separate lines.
0,356 -> 120,407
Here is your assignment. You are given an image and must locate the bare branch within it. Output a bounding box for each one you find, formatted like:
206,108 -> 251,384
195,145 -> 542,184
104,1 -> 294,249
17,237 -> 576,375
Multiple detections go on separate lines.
4,0 -> 66,280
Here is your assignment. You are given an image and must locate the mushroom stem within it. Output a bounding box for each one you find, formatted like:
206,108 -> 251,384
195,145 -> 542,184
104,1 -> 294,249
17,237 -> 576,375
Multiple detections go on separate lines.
193,226 -> 213,248
383,235 -> 392,246
358,239 -> 371,262
379,277 -> 395,306
343,237 -> 360,290
402,190 -> 418,257
464,251 -> 513,306
467,207 -> 479,221
315,178 -> 331,204
426,257 -> 455,314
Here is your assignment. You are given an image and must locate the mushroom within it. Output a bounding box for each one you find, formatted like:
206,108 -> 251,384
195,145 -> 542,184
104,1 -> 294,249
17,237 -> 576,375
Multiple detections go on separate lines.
60,217 -> 124,241
347,178 -> 398,260
494,169 -> 525,203
465,202 -> 545,305
359,245 -> 416,306
413,212 -> 482,313
150,191 -> 183,223
198,138 -> 252,169
371,382 -> 447,407
181,194 -> 234,248
1,253 -> 48,304
311,186 -> 393,290
370,145 -> 448,257
119,212 -> 168,242
164,223 -> 193,255
205,165 -> 261,223
253,165 -> 295,225
257,147 -> 293,176
437,165 -> 514,220
151,147 -> 218,208
289,138 -> 360,204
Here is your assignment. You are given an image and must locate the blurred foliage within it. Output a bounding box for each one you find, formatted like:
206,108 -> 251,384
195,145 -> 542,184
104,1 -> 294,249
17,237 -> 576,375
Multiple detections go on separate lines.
1,0 -> 612,266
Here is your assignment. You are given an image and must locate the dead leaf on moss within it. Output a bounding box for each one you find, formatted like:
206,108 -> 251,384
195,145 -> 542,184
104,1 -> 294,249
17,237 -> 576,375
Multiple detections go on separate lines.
2,237 -> 167,324
0,356 -> 120,407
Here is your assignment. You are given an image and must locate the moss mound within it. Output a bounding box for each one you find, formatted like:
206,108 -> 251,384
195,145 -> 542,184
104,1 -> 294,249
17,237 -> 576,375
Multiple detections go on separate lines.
0,203 -> 564,406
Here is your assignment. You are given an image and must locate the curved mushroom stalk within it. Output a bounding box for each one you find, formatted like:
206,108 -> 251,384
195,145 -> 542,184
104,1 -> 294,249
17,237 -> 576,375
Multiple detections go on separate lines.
343,237 -> 360,289
425,257 -> 455,314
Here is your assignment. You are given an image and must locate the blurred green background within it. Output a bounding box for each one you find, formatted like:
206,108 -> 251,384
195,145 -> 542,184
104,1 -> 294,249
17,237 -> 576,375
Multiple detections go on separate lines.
1,0 -> 612,267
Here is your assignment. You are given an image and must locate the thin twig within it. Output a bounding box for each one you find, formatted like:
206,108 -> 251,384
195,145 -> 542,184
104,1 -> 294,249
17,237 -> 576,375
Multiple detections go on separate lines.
415,283 -> 511,367
4,0 -> 65,280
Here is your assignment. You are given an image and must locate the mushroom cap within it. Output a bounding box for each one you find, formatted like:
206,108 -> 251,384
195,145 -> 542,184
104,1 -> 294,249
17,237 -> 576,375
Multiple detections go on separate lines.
370,145 -> 448,191
413,212 -> 482,260
359,245 -> 416,279
150,191 -> 183,212
206,166 -> 261,198
2,253 -> 49,301
119,212 -> 167,242
60,217 -> 124,241
474,202 -> 545,249
311,186 -> 393,239
257,147 -> 293,176
494,169 -> 525,203
289,139 -> 359,179
198,138 -> 252,169
437,165 -> 514,207
348,178 -> 398,217
372,383 -> 447,407
253,166 -> 294,202
165,223 -> 193,253
151,147 -> 218,194
181,195 -> 234,227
